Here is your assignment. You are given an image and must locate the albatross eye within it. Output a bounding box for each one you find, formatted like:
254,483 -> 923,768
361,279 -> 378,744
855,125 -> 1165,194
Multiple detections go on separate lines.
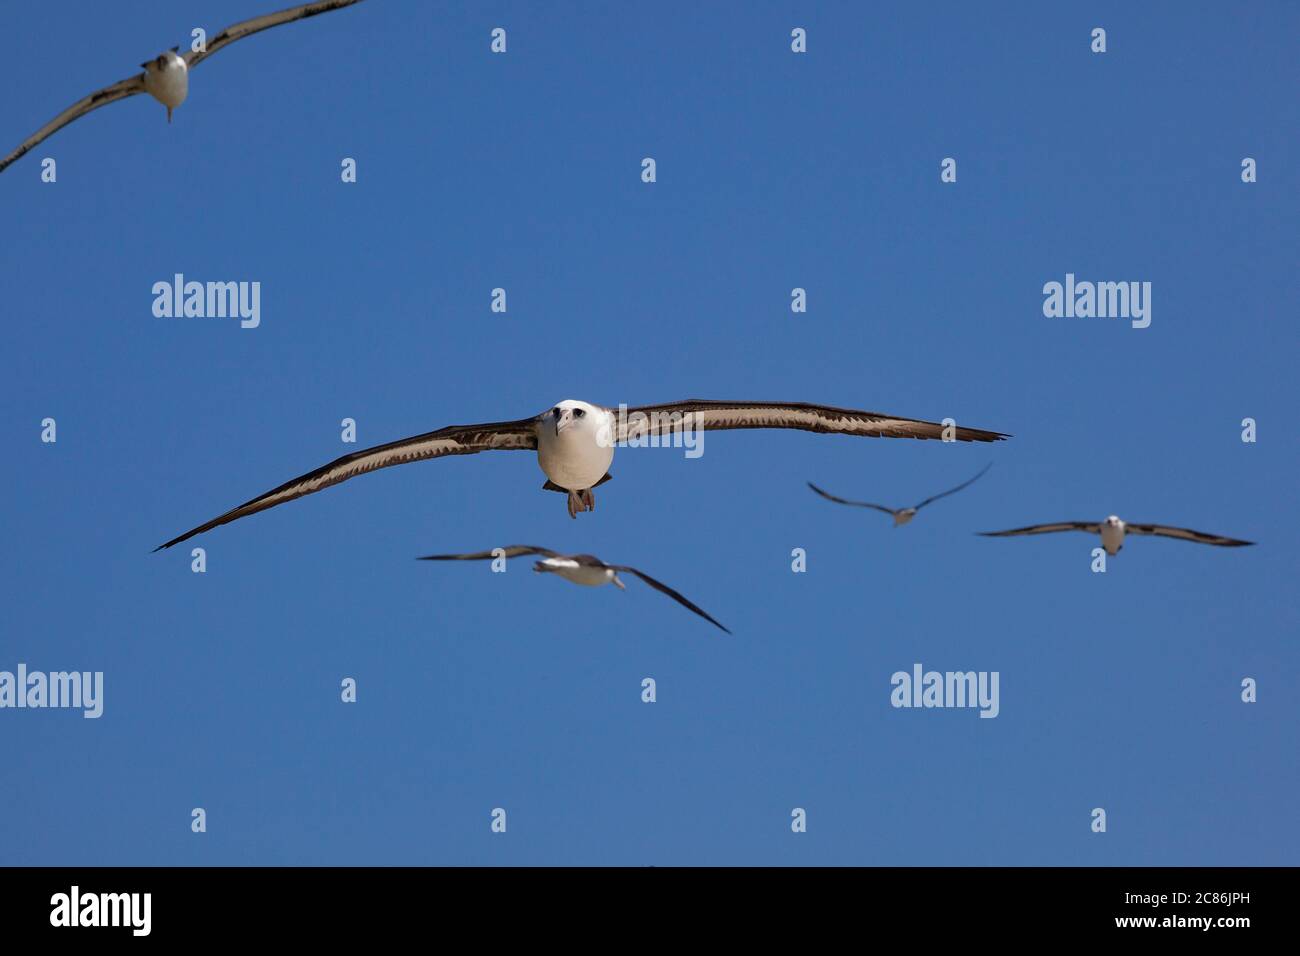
573,408 -> 585,418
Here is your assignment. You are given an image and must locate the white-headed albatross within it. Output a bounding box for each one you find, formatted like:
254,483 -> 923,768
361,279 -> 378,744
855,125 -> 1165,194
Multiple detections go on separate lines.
808,463 -> 991,526
0,0 -> 364,174
157,399 -> 1009,549
979,516 -> 1254,555
419,545 -> 731,634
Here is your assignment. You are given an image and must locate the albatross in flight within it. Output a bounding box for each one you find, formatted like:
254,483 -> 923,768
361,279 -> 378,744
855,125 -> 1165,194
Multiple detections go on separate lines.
0,0 -> 364,175
419,546 -> 731,634
808,463 -> 992,526
157,399 -> 1008,549
978,516 -> 1254,555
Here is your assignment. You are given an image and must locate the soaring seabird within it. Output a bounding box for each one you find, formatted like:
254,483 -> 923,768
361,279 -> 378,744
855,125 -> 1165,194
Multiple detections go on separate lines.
419,545 -> 731,634
978,516 -> 1254,555
157,399 -> 1009,549
808,463 -> 991,526
0,0 -> 364,174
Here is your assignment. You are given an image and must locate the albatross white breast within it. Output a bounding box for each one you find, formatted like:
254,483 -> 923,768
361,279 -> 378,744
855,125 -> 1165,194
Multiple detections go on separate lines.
142,51 -> 188,123
0,0 -> 365,174
156,398 -> 1009,549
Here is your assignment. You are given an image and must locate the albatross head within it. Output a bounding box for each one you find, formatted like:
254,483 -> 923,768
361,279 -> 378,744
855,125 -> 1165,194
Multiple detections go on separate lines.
546,400 -> 603,438
142,48 -> 186,73
1104,515 -> 1123,529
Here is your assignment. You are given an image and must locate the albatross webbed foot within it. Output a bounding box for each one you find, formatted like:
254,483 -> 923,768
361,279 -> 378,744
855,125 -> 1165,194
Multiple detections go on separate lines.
564,488 -> 597,518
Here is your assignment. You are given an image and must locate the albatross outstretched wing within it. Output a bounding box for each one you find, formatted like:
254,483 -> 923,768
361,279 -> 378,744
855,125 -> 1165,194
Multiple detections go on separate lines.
806,483 -> 896,515
912,462 -> 992,511
418,545 -> 560,562
609,565 -> 732,634
1124,523 -> 1254,547
157,416 -> 539,550
184,0 -> 365,69
978,522 -> 1101,538
613,400 -> 1008,444
0,74 -> 146,174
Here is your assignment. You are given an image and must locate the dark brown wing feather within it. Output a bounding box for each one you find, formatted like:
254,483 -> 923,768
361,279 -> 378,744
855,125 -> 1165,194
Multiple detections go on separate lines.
1124,524 -> 1254,547
1,74 -> 145,174
612,566 -> 731,634
184,0 -> 365,69
978,522 -> 1100,537
157,417 -> 538,550
614,400 -> 1008,444
912,463 -> 992,511
806,483 -> 896,515
418,545 -> 559,561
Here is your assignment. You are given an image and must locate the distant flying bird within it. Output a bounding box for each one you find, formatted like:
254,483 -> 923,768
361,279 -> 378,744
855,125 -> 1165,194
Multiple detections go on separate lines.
156,399 -> 1009,550
978,515 -> 1254,555
0,0 -> 364,174
419,545 -> 731,634
808,463 -> 992,526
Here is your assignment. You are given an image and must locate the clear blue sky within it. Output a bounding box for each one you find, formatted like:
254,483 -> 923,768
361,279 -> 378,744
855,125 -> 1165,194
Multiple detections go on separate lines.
2,1 -> 1295,865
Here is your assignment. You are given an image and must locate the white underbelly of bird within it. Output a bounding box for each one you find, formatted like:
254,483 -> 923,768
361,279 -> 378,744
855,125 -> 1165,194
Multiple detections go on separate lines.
1100,522 -> 1126,555
536,557 -> 619,587
143,54 -> 188,121
536,417 -> 614,491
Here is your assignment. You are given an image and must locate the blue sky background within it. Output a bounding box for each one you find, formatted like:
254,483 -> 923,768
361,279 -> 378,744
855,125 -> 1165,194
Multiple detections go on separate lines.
1,1 -> 1296,865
